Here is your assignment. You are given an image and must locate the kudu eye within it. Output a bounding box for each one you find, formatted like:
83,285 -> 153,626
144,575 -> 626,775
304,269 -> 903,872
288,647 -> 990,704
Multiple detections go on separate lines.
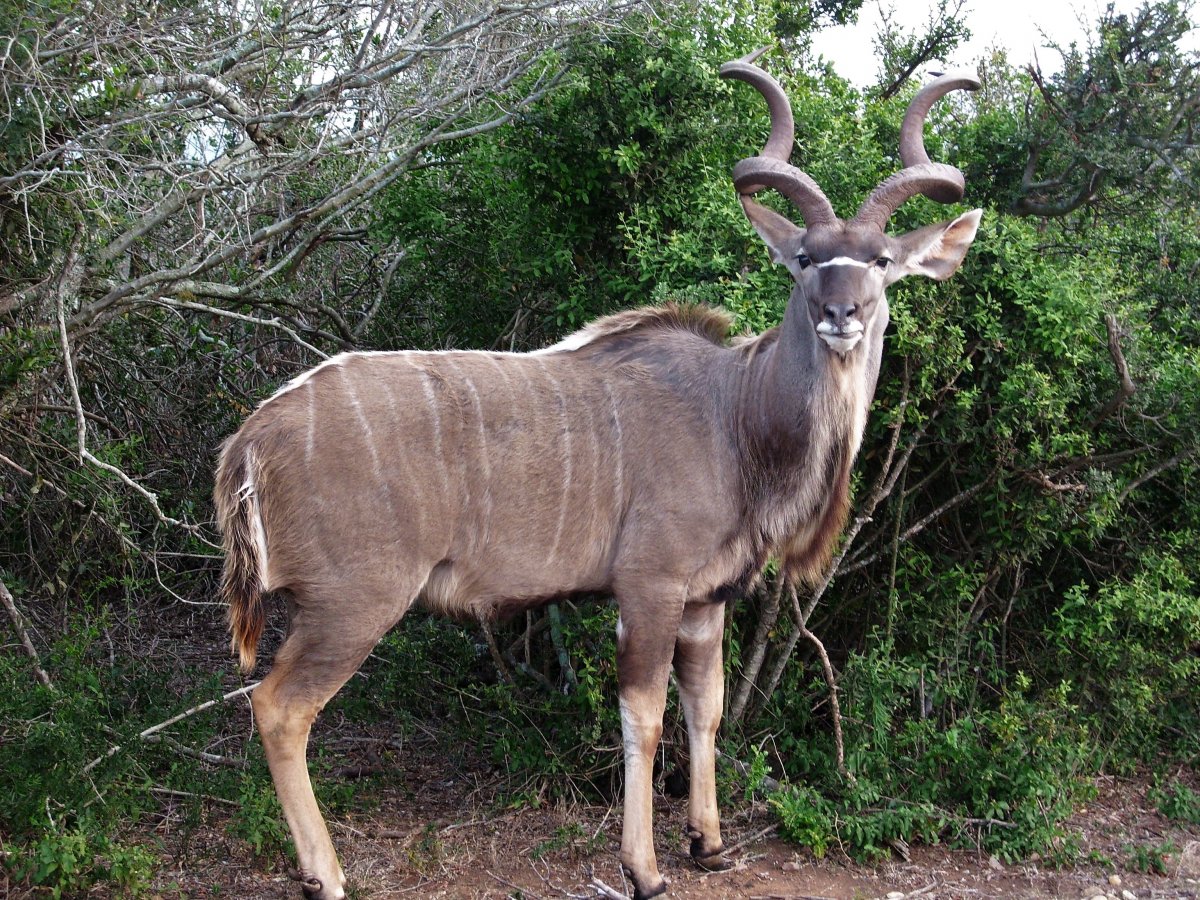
875,257 -> 892,270
796,254 -> 812,270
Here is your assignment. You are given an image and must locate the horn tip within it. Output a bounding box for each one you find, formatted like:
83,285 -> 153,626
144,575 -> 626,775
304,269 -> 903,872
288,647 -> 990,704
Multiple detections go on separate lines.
720,45 -> 773,77
933,67 -> 982,91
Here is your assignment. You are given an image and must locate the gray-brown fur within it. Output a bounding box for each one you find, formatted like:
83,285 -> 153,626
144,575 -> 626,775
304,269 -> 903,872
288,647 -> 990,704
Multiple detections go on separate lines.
215,54 -> 982,900
218,300 -> 849,655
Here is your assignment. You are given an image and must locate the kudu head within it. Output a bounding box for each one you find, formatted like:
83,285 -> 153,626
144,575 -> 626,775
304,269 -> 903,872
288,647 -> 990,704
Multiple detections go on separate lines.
722,50 -> 982,356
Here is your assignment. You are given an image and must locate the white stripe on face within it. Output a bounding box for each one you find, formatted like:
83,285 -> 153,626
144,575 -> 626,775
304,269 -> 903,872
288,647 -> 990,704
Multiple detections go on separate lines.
814,256 -> 872,269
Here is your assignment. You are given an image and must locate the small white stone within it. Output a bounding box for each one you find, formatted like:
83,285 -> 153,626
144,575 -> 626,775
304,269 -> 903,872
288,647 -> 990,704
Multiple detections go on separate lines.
886,893 -> 905,900
1107,874 -> 1121,886
1121,891 -> 1136,900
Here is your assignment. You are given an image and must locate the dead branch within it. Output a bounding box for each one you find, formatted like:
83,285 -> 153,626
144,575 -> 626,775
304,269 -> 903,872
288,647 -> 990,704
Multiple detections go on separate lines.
841,475 -> 993,576
723,823 -> 779,857
0,577 -> 53,689
728,578 -> 784,724
55,261 -> 216,544
788,586 -> 852,784
1117,448 -> 1196,504
82,681 -> 260,775
142,733 -> 248,769
590,878 -> 632,900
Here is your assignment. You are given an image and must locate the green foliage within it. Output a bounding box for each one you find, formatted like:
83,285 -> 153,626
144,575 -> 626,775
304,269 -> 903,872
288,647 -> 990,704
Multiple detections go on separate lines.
227,775 -> 293,861
1126,840 -> 1178,875
1052,541 -> 1200,757
10,824 -> 155,899
771,784 -> 834,858
1149,779 -> 1200,825
0,602 -> 242,895
358,0 -> 1200,866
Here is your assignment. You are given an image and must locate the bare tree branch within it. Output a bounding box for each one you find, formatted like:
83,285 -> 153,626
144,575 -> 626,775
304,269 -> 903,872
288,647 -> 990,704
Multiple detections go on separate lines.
0,577 -> 53,689
1092,314 -> 1137,428
82,681 -> 261,775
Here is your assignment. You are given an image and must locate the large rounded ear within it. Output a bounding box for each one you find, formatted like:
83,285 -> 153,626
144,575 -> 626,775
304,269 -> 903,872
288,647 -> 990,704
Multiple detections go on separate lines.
741,195 -> 805,265
895,208 -> 982,281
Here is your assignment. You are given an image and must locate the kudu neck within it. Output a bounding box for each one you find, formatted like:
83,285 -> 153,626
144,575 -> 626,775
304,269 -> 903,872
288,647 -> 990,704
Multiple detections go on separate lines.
746,290 -> 873,441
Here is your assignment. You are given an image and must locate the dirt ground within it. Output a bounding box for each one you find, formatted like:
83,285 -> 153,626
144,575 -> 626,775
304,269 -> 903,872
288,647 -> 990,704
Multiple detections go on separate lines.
148,734 -> 1200,900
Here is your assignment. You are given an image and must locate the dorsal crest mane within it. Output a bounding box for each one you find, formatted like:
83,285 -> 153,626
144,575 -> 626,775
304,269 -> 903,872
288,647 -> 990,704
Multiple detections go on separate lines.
549,302 -> 733,352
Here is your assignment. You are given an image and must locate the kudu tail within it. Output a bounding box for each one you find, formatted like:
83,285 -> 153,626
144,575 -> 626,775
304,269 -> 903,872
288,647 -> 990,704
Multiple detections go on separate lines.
214,441 -> 267,674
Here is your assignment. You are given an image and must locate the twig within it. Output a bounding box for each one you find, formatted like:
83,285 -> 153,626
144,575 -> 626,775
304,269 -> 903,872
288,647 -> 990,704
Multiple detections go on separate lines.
1117,448 -> 1194,503
723,823 -> 779,857
589,878 -> 631,900
841,475 -> 993,575
548,603 -> 578,690
149,786 -> 239,808
0,451 -> 143,556
959,816 -> 1018,829
55,256 -> 216,545
901,880 -> 939,897
0,577 -> 53,689
439,810 -> 521,833
789,586 -> 853,785
717,749 -> 783,795
487,870 -> 544,899
82,681 -> 260,774
480,620 -> 515,685
143,733 -> 248,768
729,579 -> 784,724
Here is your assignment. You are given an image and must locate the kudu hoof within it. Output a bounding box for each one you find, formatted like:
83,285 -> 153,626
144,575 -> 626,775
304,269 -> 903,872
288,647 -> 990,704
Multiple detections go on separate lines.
623,866 -> 668,900
632,878 -> 668,900
686,826 -> 731,871
288,868 -> 334,899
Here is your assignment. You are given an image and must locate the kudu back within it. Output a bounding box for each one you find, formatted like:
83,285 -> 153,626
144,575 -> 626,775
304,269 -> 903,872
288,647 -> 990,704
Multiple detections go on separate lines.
216,51 -> 982,899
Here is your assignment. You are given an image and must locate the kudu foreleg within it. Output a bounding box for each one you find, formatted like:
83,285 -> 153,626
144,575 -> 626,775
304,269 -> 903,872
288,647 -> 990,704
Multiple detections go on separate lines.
674,602 -> 728,870
615,591 -> 683,900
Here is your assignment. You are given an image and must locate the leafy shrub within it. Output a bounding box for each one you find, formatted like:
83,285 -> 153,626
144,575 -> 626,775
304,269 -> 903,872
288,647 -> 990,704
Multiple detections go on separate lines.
1149,779 -> 1200,825
8,823 -> 155,898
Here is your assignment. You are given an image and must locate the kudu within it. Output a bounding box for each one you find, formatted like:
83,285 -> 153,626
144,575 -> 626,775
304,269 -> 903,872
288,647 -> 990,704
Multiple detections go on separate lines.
215,51 -> 981,899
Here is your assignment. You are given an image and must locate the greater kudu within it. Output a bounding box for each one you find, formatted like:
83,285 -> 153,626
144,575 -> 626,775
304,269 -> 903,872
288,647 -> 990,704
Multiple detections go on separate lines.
215,51 -> 981,899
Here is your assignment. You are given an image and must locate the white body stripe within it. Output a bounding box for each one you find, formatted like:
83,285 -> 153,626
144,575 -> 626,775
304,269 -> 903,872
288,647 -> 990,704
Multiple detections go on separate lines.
538,360 -> 573,561
603,381 -> 625,506
408,358 -> 450,496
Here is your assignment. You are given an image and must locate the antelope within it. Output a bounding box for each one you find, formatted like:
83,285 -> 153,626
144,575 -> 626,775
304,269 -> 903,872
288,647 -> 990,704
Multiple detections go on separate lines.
215,50 -> 981,900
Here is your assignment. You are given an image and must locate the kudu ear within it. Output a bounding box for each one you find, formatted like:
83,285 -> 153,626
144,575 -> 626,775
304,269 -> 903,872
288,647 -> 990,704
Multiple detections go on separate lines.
895,208 -> 983,281
741,195 -> 804,265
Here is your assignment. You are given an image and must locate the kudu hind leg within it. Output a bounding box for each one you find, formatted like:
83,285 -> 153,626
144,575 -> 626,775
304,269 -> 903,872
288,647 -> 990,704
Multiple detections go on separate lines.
615,589 -> 684,900
252,597 -> 409,899
674,602 -> 729,870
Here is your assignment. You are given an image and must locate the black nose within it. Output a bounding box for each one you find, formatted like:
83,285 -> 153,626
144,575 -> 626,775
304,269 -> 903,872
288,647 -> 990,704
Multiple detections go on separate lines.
823,303 -> 859,324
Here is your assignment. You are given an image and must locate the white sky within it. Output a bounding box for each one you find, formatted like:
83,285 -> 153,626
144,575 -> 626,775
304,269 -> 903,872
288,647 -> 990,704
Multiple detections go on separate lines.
810,0 -> 1199,86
